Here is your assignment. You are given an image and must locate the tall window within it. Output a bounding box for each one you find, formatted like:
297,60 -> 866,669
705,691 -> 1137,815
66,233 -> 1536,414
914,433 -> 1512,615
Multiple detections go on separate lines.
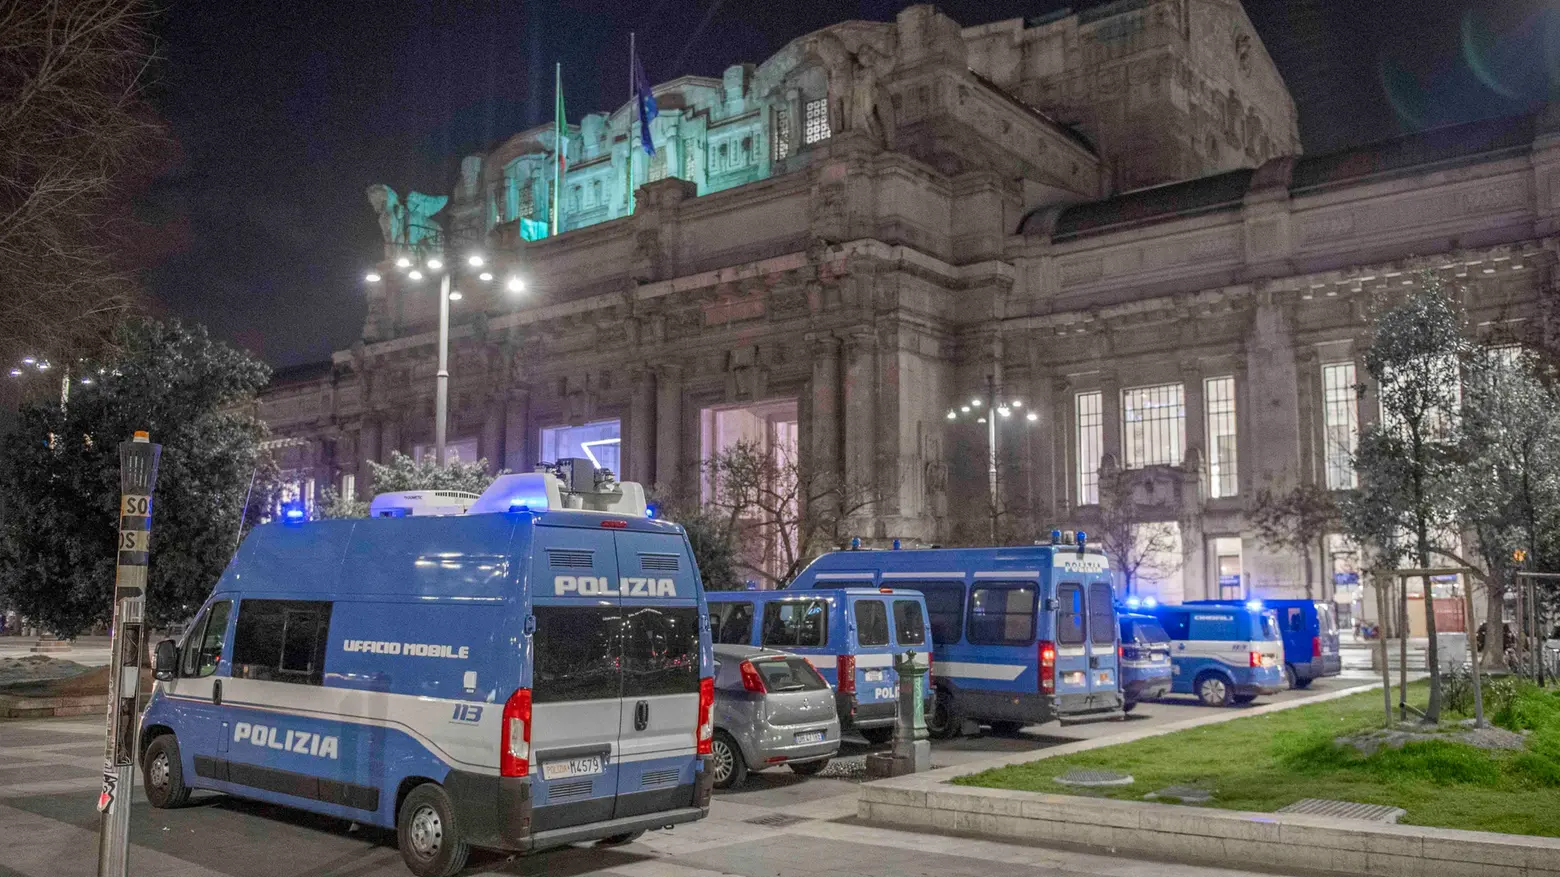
648,149 -> 668,182
1205,376 -> 1237,498
803,98 -> 831,144
772,106 -> 792,160
1076,391 -> 1103,504
1122,383 -> 1185,469
1322,363 -> 1358,489
540,420 -> 621,474
340,473 -> 356,502
515,182 -> 534,220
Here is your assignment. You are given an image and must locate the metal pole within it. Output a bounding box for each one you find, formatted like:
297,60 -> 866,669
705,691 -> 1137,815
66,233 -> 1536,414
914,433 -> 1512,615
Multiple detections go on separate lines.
435,271 -> 451,467
987,374 -> 998,544
97,431 -> 161,877
1462,576 -> 1486,727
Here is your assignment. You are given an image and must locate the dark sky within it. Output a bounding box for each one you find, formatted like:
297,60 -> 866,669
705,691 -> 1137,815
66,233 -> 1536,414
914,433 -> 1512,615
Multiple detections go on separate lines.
141,0 -> 1556,368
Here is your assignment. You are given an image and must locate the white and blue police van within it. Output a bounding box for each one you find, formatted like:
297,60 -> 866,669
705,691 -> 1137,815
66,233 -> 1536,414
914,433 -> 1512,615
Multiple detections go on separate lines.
787,532 -> 1124,737
1145,600 -> 1285,707
140,460 -> 715,877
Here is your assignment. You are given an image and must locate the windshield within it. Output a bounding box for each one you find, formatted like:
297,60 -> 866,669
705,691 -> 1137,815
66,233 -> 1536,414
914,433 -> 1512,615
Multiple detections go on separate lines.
755,656 -> 828,693
1126,619 -> 1170,644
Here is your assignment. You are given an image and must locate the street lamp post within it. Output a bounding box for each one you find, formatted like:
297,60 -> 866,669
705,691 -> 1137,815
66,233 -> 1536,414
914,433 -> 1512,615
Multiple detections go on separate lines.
947,374 -> 1038,543
435,270 -> 451,466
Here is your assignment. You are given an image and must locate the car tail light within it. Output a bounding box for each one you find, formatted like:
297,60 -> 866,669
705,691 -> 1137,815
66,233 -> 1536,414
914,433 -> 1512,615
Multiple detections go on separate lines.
500,688 -> 532,777
738,660 -> 767,693
1249,650 -> 1263,668
1039,641 -> 1056,695
836,655 -> 856,694
1312,636 -> 1322,658
696,676 -> 714,755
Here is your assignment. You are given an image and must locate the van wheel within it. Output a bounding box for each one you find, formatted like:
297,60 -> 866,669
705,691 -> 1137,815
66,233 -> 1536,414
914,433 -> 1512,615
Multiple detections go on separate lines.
1292,676 -> 1313,690
1195,673 -> 1233,707
859,727 -> 894,746
789,758 -> 829,776
1122,701 -> 1137,714
1283,664 -> 1297,690
926,691 -> 959,739
710,731 -> 747,789
988,720 -> 1025,736
397,784 -> 470,877
598,830 -> 645,846
142,735 -> 191,809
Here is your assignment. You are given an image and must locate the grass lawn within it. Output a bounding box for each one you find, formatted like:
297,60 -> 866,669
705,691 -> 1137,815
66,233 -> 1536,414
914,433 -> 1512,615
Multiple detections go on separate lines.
954,680 -> 1560,837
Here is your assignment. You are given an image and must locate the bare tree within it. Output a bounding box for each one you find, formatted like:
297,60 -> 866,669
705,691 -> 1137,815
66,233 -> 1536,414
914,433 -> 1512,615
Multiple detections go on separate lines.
1096,464 -> 1183,597
0,0 -> 162,362
1252,484 -> 1338,599
704,438 -> 873,588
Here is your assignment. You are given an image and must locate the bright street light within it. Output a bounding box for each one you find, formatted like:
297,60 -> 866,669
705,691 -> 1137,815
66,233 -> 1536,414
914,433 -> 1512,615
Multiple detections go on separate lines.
426,257 -> 444,271
21,356 -> 34,365
395,256 -> 412,269
467,254 -> 484,267
365,272 -> 382,283
1026,411 -> 1039,422
408,269 -> 424,281
448,290 -> 463,302
478,272 -> 493,282
8,369 -> 20,377
506,276 -> 526,293
36,361 -> 49,371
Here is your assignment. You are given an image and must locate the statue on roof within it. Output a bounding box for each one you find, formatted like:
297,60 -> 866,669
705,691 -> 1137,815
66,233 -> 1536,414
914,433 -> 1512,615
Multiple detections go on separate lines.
367,184 -> 449,254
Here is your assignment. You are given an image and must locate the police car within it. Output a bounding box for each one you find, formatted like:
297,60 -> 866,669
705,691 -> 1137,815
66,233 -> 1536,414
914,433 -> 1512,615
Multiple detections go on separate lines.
140,459 -> 714,877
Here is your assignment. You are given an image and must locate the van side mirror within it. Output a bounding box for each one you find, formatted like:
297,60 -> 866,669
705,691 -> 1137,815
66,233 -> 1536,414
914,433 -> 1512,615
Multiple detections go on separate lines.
153,639 -> 179,681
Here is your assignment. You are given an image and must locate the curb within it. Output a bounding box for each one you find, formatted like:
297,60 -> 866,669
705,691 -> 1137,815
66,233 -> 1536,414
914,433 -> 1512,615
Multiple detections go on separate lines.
0,693 -> 107,718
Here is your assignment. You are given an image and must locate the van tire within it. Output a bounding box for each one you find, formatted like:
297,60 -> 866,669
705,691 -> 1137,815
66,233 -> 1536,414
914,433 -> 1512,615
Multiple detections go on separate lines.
1292,676 -> 1313,690
926,691 -> 959,739
1122,701 -> 1137,713
711,731 -> 747,789
1195,673 -> 1233,707
397,783 -> 470,877
1283,664 -> 1297,690
142,734 -> 191,809
859,727 -> 894,746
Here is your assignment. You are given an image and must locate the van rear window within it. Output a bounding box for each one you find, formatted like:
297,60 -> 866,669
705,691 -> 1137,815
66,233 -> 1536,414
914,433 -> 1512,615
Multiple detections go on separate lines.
854,600 -> 890,647
533,606 -> 622,703
1088,583 -> 1116,646
1056,584 -> 1085,645
761,600 -> 827,648
623,606 -> 700,698
893,600 -> 926,645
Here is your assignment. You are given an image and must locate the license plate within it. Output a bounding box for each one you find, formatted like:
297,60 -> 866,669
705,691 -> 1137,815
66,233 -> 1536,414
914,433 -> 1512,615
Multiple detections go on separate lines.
542,756 -> 603,781
864,670 -> 884,683
794,730 -> 825,745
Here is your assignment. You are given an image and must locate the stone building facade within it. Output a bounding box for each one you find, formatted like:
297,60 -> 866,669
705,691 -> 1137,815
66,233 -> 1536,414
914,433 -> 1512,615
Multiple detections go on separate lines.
257,0 -> 1559,616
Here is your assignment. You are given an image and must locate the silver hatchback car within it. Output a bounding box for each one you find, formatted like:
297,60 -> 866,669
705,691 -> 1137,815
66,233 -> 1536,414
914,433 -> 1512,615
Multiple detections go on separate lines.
710,644 -> 840,788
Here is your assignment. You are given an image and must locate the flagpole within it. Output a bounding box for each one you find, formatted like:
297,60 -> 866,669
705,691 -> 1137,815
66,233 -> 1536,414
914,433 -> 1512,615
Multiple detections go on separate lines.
627,33 -> 636,216
552,62 -> 562,237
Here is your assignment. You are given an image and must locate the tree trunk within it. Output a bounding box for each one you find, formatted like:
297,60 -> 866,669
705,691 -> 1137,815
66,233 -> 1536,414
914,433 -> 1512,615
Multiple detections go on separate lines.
1482,573 -> 1506,669
1417,528 -> 1442,723
1302,548 -> 1315,601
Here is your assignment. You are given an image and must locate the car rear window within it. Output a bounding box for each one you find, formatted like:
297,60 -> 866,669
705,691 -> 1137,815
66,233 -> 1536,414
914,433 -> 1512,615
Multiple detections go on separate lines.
761,600 -> 827,648
532,605 -> 622,703
754,656 -> 828,692
893,599 -> 926,645
1125,618 -> 1171,644
623,606 -> 700,698
854,600 -> 890,646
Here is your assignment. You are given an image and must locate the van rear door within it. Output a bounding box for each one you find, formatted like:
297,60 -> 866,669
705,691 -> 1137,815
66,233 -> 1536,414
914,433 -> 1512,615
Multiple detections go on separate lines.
611,528 -> 703,819
528,525 -> 623,832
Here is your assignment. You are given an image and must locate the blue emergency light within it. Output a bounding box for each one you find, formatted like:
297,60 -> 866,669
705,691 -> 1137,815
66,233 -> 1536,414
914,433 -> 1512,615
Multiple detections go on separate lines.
281,502 -> 306,524
1245,599 -> 1264,611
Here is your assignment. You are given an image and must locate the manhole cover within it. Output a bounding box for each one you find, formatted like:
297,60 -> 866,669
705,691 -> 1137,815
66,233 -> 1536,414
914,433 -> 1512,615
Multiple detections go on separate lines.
1144,785 -> 1212,803
742,813 -> 812,829
1053,769 -> 1133,787
1278,799 -> 1405,823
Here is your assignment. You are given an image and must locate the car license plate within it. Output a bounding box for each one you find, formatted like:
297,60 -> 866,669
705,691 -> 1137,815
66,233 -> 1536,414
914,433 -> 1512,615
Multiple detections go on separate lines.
542,756 -> 603,781
794,730 -> 825,745
864,670 -> 884,683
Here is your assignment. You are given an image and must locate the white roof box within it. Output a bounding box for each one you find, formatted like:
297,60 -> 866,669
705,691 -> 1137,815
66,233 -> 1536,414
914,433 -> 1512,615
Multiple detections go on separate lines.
368,490 -> 480,518
468,471 -> 649,517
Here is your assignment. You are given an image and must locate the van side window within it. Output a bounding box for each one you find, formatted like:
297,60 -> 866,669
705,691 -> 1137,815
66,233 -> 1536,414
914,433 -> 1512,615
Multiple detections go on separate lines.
892,583 -> 963,645
533,606 -> 623,702
1056,584 -> 1085,645
1087,583 -> 1116,645
854,600 -> 890,646
232,600 -> 332,686
623,606 -> 700,697
1159,611 -> 1190,639
761,600 -> 827,648
967,584 -> 1037,646
1286,607 -> 1305,633
181,600 -> 231,678
893,600 -> 926,645
711,601 -> 754,645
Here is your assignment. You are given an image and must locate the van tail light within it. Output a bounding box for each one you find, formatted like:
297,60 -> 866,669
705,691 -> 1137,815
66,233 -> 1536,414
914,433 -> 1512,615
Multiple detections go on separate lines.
1118,644 -> 1124,659
696,676 -> 714,755
1312,636 -> 1322,658
836,655 -> 856,694
1249,650 -> 1263,668
500,688 -> 532,777
926,653 -> 934,685
738,660 -> 767,693
1039,641 -> 1056,695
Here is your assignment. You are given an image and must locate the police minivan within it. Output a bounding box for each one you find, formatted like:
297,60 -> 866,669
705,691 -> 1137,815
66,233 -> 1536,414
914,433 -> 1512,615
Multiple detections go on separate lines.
788,533 -> 1123,736
140,461 -> 714,877
706,588 -> 933,743
1147,601 -> 1284,707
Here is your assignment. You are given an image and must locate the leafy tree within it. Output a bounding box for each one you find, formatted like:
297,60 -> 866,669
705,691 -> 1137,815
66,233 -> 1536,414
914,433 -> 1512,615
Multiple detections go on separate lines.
316,451 -> 501,518
1095,458 -> 1182,597
1252,484 -> 1337,599
1343,273 -> 1473,722
0,320 -> 276,637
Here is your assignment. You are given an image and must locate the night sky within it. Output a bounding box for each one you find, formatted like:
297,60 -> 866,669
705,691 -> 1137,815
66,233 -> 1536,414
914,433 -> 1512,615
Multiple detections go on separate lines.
141,0 -> 1556,368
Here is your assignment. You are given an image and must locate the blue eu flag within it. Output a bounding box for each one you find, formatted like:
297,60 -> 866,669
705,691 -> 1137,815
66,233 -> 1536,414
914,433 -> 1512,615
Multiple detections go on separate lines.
633,53 -> 658,156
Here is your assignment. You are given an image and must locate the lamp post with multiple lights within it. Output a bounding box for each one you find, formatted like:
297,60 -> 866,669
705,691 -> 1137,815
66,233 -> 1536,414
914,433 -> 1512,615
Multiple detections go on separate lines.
366,243 -> 527,466
947,374 -> 1038,543
8,354 -> 96,406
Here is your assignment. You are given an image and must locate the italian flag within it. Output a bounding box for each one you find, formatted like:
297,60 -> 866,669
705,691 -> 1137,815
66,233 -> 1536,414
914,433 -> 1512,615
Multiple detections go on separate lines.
552,63 -> 565,237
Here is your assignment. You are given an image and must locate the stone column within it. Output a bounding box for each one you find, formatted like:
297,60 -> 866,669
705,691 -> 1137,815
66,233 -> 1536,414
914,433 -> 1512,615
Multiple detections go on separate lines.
842,331 -> 877,514
381,418 -> 402,462
1100,370 -> 1122,465
655,364 -> 684,491
480,397 -> 504,474
808,334 -> 843,489
1181,360 -> 1205,477
627,369 -> 656,484
503,388 -> 531,472
358,418 -> 381,494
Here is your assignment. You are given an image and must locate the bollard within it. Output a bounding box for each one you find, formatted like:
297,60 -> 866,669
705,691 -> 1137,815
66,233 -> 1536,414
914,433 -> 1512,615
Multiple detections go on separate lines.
866,649 -> 931,777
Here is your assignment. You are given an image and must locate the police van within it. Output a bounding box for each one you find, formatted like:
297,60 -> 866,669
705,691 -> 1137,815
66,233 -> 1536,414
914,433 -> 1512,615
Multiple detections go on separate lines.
139,460 -> 714,877
788,533 -> 1123,736
1146,600 -> 1285,707
705,588 -> 933,743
